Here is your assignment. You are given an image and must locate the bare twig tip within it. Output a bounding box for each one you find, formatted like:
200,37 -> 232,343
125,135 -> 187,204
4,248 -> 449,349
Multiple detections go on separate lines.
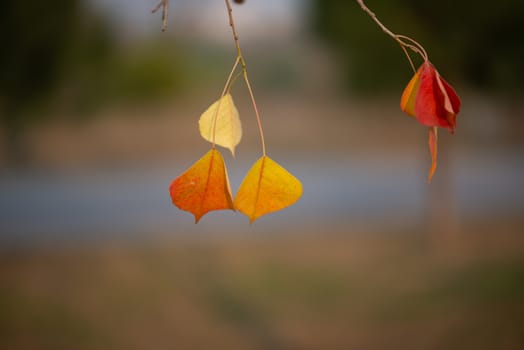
152,0 -> 169,31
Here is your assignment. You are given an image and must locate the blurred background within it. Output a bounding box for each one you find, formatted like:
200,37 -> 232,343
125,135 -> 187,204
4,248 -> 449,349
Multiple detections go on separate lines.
1,0 -> 523,349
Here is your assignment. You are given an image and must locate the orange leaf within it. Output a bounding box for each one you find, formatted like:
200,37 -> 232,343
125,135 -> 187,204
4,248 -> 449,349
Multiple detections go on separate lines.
428,126 -> 438,183
400,66 -> 422,119
234,156 -> 302,223
169,149 -> 234,223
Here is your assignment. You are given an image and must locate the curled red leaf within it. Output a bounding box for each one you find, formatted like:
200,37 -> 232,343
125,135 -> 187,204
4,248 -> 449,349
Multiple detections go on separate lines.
400,61 -> 461,182
401,61 -> 461,133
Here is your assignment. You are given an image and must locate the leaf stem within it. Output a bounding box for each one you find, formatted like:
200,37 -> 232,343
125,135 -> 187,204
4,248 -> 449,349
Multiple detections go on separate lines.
224,0 -> 267,156
356,0 -> 428,72
211,56 -> 241,147
243,71 -> 266,156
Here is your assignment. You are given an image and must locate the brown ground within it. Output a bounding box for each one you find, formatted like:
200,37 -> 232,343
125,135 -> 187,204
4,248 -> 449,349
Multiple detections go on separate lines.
1,228 -> 523,350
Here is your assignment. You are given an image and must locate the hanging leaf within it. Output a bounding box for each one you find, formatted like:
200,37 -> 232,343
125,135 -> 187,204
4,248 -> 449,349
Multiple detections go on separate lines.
400,61 -> 461,182
199,93 -> 242,156
400,61 -> 461,133
234,156 -> 302,223
169,149 -> 234,223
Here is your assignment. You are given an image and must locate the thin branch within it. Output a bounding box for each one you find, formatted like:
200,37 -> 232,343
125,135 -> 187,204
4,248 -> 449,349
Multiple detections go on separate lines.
152,0 -> 169,32
356,0 -> 428,69
225,0 -> 244,68
356,0 -> 397,41
224,0 -> 267,156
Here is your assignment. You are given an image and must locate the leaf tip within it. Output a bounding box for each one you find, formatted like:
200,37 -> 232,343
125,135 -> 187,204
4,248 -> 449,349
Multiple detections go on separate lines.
427,127 -> 438,184
194,214 -> 203,224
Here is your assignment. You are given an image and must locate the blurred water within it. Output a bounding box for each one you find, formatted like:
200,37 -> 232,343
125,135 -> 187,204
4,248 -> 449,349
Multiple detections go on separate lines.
0,150 -> 523,244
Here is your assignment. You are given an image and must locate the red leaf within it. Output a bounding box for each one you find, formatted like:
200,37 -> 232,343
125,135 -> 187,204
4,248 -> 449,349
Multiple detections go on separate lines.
401,61 -> 461,133
401,61 -> 461,182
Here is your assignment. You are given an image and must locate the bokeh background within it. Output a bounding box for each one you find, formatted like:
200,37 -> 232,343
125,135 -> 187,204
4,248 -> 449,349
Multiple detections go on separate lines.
1,0 -> 523,349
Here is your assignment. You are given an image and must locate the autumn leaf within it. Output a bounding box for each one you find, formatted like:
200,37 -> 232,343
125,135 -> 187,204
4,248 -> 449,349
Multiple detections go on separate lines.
401,61 -> 461,132
199,93 -> 242,156
234,156 -> 302,223
169,149 -> 234,223
400,61 -> 461,182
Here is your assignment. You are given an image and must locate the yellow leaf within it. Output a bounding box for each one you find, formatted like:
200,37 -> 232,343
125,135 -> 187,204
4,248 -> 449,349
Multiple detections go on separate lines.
400,65 -> 422,119
199,94 -> 242,156
169,149 -> 234,223
234,156 -> 302,223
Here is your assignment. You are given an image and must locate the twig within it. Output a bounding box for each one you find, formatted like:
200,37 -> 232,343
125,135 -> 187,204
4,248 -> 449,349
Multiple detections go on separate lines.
356,0 -> 396,41
224,0 -> 267,156
152,0 -> 169,32
356,0 -> 428,69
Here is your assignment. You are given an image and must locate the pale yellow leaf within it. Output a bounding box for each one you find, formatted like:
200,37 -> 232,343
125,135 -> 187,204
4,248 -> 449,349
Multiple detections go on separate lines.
199,94 -> 242,156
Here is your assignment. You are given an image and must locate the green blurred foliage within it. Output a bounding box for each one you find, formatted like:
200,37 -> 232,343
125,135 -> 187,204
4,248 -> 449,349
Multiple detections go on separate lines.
312,0 -> 524,94
0,0 -> 189,163
62,41 -> 189,117
0,1 -> 188,124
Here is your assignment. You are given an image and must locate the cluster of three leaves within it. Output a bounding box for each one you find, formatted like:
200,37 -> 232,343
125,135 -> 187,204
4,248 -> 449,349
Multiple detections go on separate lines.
169,94 -> 303,223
